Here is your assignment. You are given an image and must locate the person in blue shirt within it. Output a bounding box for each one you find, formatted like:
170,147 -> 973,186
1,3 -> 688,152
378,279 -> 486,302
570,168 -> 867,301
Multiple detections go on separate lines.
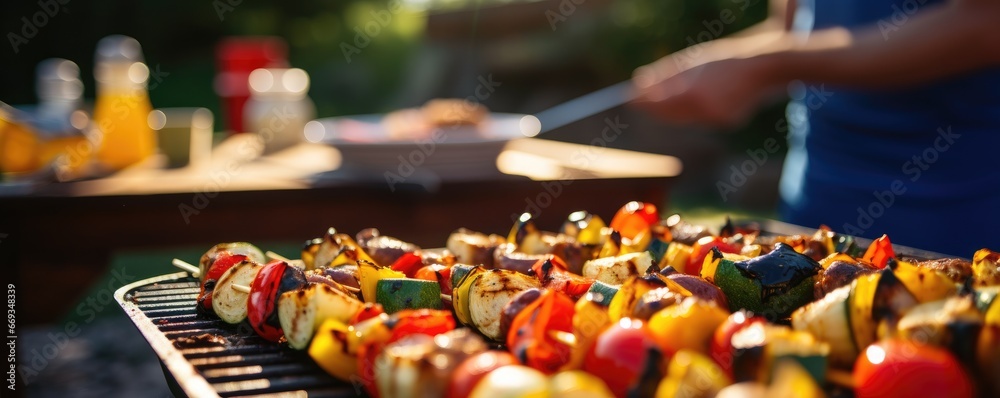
632,0 -> 1000,257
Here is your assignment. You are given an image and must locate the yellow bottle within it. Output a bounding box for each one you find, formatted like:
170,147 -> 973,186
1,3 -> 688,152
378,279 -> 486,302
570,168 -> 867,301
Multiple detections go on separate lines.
92,35 -> 156,170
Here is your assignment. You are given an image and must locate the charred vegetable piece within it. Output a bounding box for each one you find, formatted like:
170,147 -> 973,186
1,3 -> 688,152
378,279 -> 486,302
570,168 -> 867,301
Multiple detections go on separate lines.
609,201 -> 659,242
313,228 -> 379,270
197,253 -> 248,314
248,260 -> 308,342
278,283 -> 365,349
582,252 -> 655,286
654,350 -> 732,398
648,297 -> 729,355
897,294 -> 984,368
375,278 -> 443,314
658,242 -> 693,274
374,329 -> 487,398
301,237 -> 323,269
815,259 -> 877,297
466,268 -> 542,340
447,228 -> 505,267
712,243 -> 822,319
357,260 -> 405,303
561,211 -> 607,246
498,288 -> 543,341
973,248 -> 1000,286
507,289 -> 576,374
308,318 -> 357,380
862,234 -> 895,269
493,243 -> 550,275
791,284 -> 856,367
356,228 -> 421,268
688,236 -> 743,277
607,276 -> 664,321
211,259 -> 262,324
531,257 -> 594,300
198,242 -> 265,281
388,252 -> 425,278
658,268 -> 728,309
889,259 -> 957,303
731,323 -> 829,385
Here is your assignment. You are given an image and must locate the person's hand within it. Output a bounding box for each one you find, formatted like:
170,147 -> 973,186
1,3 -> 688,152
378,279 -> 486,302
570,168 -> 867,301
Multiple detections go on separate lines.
632,50 -> 783,129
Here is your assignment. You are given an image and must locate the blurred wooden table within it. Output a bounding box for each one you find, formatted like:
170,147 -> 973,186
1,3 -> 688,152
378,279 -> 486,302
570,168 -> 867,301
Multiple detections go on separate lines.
0,134 -> 681,323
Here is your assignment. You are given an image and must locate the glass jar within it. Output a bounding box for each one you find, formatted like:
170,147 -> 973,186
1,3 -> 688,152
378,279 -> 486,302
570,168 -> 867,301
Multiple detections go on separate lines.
92,35 -> 156,170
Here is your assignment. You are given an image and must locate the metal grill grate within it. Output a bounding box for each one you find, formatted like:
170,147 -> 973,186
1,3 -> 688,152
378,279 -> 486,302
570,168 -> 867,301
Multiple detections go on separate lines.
116,273 -> 359,398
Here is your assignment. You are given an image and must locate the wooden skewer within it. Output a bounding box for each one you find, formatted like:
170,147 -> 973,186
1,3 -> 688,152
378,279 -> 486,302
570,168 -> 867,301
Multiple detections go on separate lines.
343,285 -> 361,293
825,369 -> 855,388
441,294 -> 452,302
172,259 -> 201,277
231,284 -> 252,293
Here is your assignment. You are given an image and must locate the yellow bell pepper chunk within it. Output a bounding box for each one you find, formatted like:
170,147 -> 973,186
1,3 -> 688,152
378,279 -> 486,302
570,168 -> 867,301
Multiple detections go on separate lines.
655,350 -> 731,398
357,261 -> 405,303
550,370 -> 615,398
818,253 -> 857,270
608,276 -> 656,321
660,242 -> 693,274
648,298 -> 729,355
892,260 -> 956,303
566,295 -> 612,370
972,248 -> 1000,286
308,319 -> 356,381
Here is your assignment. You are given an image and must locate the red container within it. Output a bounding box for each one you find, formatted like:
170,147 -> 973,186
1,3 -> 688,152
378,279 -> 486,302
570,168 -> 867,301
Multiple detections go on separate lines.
215,37 -> 288,133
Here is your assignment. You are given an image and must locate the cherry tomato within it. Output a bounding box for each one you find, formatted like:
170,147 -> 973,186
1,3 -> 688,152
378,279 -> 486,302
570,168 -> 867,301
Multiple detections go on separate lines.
862,234 -> 895,269
853,339 -> 974,398
446,351 -> 520,398
248,260 -> 307,342
507,289 -> 576,374
709,310 -> 765,378
688,236 -> 742,276
610,201 -> 659,241
389,252 -> 425,278
583,318 -> 668,398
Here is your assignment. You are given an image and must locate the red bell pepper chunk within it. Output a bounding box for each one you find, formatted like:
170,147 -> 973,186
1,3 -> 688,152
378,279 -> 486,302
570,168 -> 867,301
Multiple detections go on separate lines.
610,201 -> 660,241
506,289 -> 576,374
863,234 -> 895,269
197,253 -> 248,313
387,309 -> 456,344
390,252 -> 425,278
531,257 -> 594,300
350,302 -> 386,325
248,260 -> 307,342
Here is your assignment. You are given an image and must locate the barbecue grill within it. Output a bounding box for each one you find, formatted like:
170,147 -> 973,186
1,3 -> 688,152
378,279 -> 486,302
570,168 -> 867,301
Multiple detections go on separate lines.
115,273 -> 359,397
114,220 -> 957,397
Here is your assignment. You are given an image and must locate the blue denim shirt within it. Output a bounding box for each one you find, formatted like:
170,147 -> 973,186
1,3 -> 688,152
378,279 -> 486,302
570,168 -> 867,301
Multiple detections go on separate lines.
779,0 -> 1000,256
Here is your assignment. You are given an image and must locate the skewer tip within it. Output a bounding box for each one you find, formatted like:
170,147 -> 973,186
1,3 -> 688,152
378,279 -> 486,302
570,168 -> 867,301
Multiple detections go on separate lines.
231,284 -> 252,293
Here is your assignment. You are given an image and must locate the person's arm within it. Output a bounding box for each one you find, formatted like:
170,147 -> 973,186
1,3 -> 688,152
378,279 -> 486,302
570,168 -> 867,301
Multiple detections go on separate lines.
633,0 -> 1000,127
